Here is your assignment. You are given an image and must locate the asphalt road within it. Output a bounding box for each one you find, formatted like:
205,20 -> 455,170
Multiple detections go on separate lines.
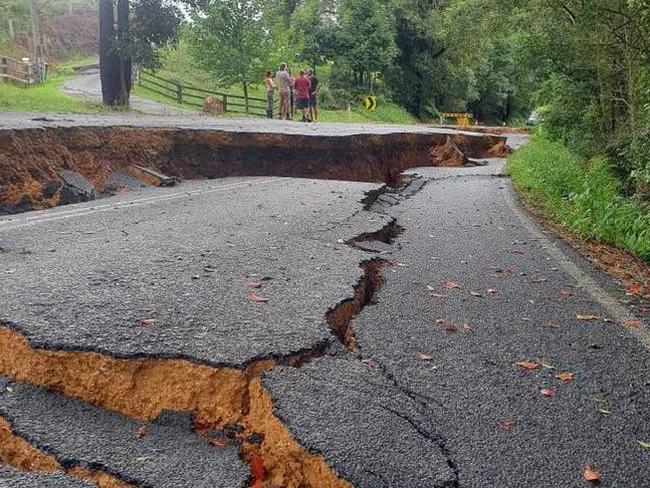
61,70 -> 195,116
0,156 -> 648,487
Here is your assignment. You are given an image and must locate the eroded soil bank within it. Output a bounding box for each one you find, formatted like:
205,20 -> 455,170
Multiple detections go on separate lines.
0,125 -> 507,213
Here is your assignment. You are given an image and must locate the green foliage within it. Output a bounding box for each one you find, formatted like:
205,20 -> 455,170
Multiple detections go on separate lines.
190,0 -> 271,108
508,136 -> 650,263
336,0 -> 398,89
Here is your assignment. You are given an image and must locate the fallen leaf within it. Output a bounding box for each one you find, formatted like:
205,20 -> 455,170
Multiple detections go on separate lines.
208,437 -> 227,448
555,372 -> 574,382
497,418 -> 516,431
444,322 -> 458,333
444,281 -> 462,289
461,322 -> 473,332
470,291 -> 483,297
560,289 -> 574,297
247,282 -> 262,289
637,440 -> 650,450
516,361 -> 541,371
137,426 -> 149,437
429,293 -> 446,298
418,353 -> 434,361
361,358 -> 374,367
598,408 -> 611,415
511,249 -> 525,255
627,282 -> 642,296
583,465 -> 601,483
577,314 -> 600,321
138,318 -> 155,327
622,319 -> 642,329
487,288 -> 498,294
540,388 -> 556,398
248,294 -> 268,303
543,322 -> 561,329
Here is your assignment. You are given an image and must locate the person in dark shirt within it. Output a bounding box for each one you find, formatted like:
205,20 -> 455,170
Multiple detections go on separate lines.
293,70 -> 312,122
308,69 -> 319,122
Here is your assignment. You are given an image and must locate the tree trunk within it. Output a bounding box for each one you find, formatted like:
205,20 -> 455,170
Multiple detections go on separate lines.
99,0 -> 120,105
115,0 -> 131,107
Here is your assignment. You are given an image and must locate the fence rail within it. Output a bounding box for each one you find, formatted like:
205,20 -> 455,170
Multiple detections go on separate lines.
138,69 -> 275,117
0,56 -> 46,86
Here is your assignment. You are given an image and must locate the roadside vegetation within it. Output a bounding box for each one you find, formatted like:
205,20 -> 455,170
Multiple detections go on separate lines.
508,136 -> 650,264
0,74 -> 100,113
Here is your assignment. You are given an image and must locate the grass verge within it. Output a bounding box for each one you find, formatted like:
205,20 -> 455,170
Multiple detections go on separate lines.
507,135 -> 650,264
0,75 -> 102,113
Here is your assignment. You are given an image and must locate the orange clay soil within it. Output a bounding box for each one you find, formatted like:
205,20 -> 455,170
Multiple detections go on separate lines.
0,417 -> 133,488
0,326 -> 352,488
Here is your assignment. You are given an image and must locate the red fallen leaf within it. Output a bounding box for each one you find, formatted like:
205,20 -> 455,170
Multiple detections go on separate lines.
209,437 -> 227,448
497,418 -> 516,431
361,358 -> 374,367
540,388 -> 556,398
444,322 -> 458,333
250,455 -> 265,483
247,282 -> 262,289
137,425 -> 149,437
516,361 -> 541,371
560,289 -> 574,297
138,318 -> 155,327
577,314 -> 600,321
248,294 -> 268,303
555,372 -> 574,382
627,282 -> 642,296
511,249 -> 525,255
418,353 -> 434,361
622,319 -> 642,329
583,465 -> 601,483
443,281 -> 462,289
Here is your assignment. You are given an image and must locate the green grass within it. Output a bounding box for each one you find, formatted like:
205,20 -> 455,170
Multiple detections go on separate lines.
507,135 -> 650,263
0,75 -> 102,113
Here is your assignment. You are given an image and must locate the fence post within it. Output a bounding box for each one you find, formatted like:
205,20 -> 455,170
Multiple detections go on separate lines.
176,81 -> 183,104
222,95 -> 228,113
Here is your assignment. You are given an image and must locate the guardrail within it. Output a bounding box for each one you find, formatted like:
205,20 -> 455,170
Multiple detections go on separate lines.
138,69 -> 275,118
0,56 -> 47,85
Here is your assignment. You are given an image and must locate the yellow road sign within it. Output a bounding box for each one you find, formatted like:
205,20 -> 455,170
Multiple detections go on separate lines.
363,95 -> 377,111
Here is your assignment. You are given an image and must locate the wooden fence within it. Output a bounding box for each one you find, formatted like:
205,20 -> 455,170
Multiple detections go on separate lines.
0,56 -> 48,85
138,69 -> 275,118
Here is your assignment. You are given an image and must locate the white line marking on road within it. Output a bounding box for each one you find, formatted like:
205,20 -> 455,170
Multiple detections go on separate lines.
0,178 -> 277,232
504,184 -> 650,350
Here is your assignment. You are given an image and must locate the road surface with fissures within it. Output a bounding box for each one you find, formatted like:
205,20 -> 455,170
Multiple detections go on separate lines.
0,116 -> 647,488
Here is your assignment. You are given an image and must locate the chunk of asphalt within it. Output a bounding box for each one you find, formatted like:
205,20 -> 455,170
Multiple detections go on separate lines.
58,170 -> 95,205
0,378 -> 249,488
263,354 -> 457,488
0,466 -> 95,488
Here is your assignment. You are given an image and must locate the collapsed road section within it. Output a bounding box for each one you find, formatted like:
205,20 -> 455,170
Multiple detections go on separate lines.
0,114 -> 507,214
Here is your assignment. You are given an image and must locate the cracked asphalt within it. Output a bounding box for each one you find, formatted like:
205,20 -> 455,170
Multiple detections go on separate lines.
0,146 -> 648,487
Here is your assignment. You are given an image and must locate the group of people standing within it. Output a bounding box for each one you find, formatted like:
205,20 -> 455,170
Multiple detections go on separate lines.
265,63 -> 319,122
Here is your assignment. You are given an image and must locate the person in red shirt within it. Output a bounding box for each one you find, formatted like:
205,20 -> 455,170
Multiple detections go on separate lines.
293,70 -> 312,122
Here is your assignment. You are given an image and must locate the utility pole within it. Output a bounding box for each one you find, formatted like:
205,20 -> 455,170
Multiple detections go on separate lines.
28,0 -> 43,60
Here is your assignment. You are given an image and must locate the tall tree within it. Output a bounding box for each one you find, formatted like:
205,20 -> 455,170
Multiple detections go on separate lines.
336,0 -> 398,89
99,0 -> 180,106
191,0 -> 271,113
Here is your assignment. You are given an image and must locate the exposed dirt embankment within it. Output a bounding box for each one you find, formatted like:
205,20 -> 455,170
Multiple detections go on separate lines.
0,126 -> 507,213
